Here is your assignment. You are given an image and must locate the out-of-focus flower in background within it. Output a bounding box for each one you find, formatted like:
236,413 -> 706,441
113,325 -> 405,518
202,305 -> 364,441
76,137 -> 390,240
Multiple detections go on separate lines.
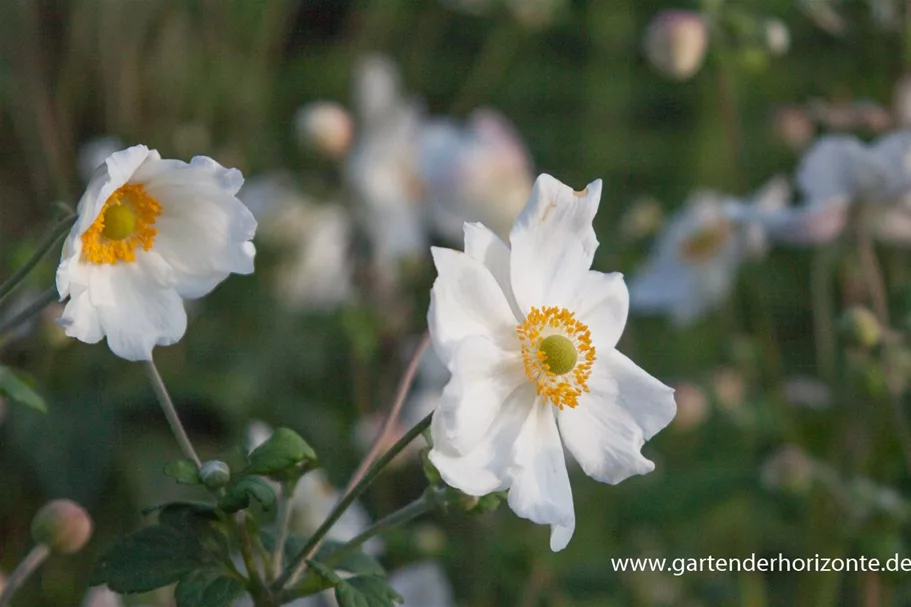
56,145 -> 257,361
346,55 -> 428,289
763,18 -> 790,56
387,561 -> 455,607
644,10 -> 709,81
772,105 -> 816,151
629,179 -> 789,326
241,174 -> 353,311
761,444 -> 816,494
670,382 -> 709,432
756,132 -> 911,246
81,587 -> 155,607
781,375 -> 832,410
620,196 -> 664,241
419,109 -> 533,243
295,101 -> 354,160
428,174 -> 676,551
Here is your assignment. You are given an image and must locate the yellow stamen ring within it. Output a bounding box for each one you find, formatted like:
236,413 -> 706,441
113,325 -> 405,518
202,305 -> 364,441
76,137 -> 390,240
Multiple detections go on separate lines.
81,183 -> 162,265
678,218 -> 731,263
517,306 -> 595,410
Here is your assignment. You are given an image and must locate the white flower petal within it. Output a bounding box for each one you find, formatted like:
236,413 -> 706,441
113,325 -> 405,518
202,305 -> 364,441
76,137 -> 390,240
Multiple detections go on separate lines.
57,290 -> 104,344
506,402 -> 576,552
434,335 -> 525,454
870,130 -> 911,200
572,271 -> 628,349
427,247 -> 519,367
429,382 -> 535,496
462,222 -> 521,320
83,259 -> 187,361
558,350 -> 675,484
797,135 -> 864,204
509,174 -> 601,312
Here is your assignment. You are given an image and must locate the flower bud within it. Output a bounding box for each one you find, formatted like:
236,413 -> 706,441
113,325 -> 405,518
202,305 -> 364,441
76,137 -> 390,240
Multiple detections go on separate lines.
644,10 -> 709,81
199,460 -> 231,490
671,382 -> 708,431
839,307 -> 881,349
31,499 -> 93,554
294,101 -> 353,159
760,445 -> 815,494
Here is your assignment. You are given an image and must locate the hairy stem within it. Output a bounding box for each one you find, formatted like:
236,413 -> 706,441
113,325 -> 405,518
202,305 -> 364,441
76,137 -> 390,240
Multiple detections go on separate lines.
142,359 -> 202,468
274,412 -> 433,590
0,215 -> 74,307
0,544 -> 50,607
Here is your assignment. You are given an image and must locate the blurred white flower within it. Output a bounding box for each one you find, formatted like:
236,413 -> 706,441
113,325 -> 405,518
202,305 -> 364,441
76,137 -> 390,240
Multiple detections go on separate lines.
772,105 -> 816,150
764,18 -> 790,56
389,561 -> 455,607
781,375 -> 832,410
429,174 -> 676,551
505,0 -> 566,28
56,145 -> 257,361
644,10 -> 709,81
81,587 -> 155,607
346,54 -> 427,287
756,132 -> 911,246
77,136 -> 124,184
295,101 -> 354,159
420,109 -> 533,243
289,469 -> 382,555
240,175 -> 353,310
629,178 -> 788,326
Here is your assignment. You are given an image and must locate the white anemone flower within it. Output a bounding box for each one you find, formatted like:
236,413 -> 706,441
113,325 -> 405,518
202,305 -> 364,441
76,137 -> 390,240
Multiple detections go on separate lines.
629,177 -> 790,326
427,174 -> 676,551
56,145 -> 256,361
420,109 -> 534,243
760,132 -> 911,246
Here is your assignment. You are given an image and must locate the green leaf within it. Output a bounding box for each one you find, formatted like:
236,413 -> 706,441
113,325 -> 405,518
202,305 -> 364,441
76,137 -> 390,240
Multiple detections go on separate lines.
308,560 -> 342,585
145,502 -> 218,530
218,477 -> 277,513
164,459 -> 201,485
91,525 -> 202,593
0,366 -> 46,412
335,575 -> 402,607
317,541 -> 385,576
174,569 -> 246,607
246,427 -> 317,478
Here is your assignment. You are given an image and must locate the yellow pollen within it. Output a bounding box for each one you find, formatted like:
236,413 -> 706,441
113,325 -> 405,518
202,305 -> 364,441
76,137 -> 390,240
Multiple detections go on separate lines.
516,306 -> 595,410
679,219 -> 730,262
81,183 -> 162,265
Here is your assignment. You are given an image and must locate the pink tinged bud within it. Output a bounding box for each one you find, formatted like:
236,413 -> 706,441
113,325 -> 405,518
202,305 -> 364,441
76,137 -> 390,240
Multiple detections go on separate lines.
295,101 -> 354,159
671,382 -> 709,431
644,10 -> 709,81
30,499 -> 93,554
764,18 -> 790,56
772,106 -> 816,150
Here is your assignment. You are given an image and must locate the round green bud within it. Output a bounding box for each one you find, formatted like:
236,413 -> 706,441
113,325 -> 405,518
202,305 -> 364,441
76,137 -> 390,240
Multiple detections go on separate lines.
199,460 -> 231,490
31,499 -> 93,554
839,307 -> 882,349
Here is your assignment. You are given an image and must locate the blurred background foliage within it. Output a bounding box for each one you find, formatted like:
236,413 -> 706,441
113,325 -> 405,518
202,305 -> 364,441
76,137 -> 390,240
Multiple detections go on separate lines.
2,0 -> 911,606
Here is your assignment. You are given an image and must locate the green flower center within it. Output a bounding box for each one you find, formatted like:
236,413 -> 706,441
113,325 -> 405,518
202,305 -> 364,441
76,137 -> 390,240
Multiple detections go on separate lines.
101,203 -> 138,241
538,334 -> 578,375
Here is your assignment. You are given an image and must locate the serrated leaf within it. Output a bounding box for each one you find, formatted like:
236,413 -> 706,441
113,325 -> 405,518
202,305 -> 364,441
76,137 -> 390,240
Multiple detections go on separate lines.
91,525 -> 202,593
246,427 -> 317,478
335,575 -> 402,607
218,477 -> 277,513
317,541 -> 384,576
0,365 -> 46,412
308,560 -> 342,585
164,459 -> 201,485
174,569 -> 246,607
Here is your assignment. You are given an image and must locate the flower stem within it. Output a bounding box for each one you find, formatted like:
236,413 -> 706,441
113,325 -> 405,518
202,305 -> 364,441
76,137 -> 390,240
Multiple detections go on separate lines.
857,232 -> 889,325
274,411 -> 433,591
0,543 -> 50,607
0,287 -> 57,339
325,494 -> 434,567
343,332 -> 429,496
271,479 -> 297,581
142,358 -> 202,468
0,215 -> 74,307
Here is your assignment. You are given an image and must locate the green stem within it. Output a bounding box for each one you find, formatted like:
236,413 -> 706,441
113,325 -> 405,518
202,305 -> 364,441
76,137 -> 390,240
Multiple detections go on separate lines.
0,287 -> 57,339
271,480 -> 297,581
0,543 -> 50,607
142,359 -> 202,468
0,215 -> 74,307
326,494 -> 434,567
237,513 -> 271,604
811,248 -> 837,384
274,412 -> 433,591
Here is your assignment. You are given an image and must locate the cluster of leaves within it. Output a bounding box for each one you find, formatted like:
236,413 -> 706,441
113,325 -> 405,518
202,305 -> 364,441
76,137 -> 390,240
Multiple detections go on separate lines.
90,428 -> 402,607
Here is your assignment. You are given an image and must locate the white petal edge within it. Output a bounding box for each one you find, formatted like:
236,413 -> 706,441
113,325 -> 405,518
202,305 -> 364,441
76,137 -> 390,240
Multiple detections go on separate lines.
572,270 -> 629,350
462,222 -> 522,321
506,401 -> 576,552
509,174 -> 602,312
